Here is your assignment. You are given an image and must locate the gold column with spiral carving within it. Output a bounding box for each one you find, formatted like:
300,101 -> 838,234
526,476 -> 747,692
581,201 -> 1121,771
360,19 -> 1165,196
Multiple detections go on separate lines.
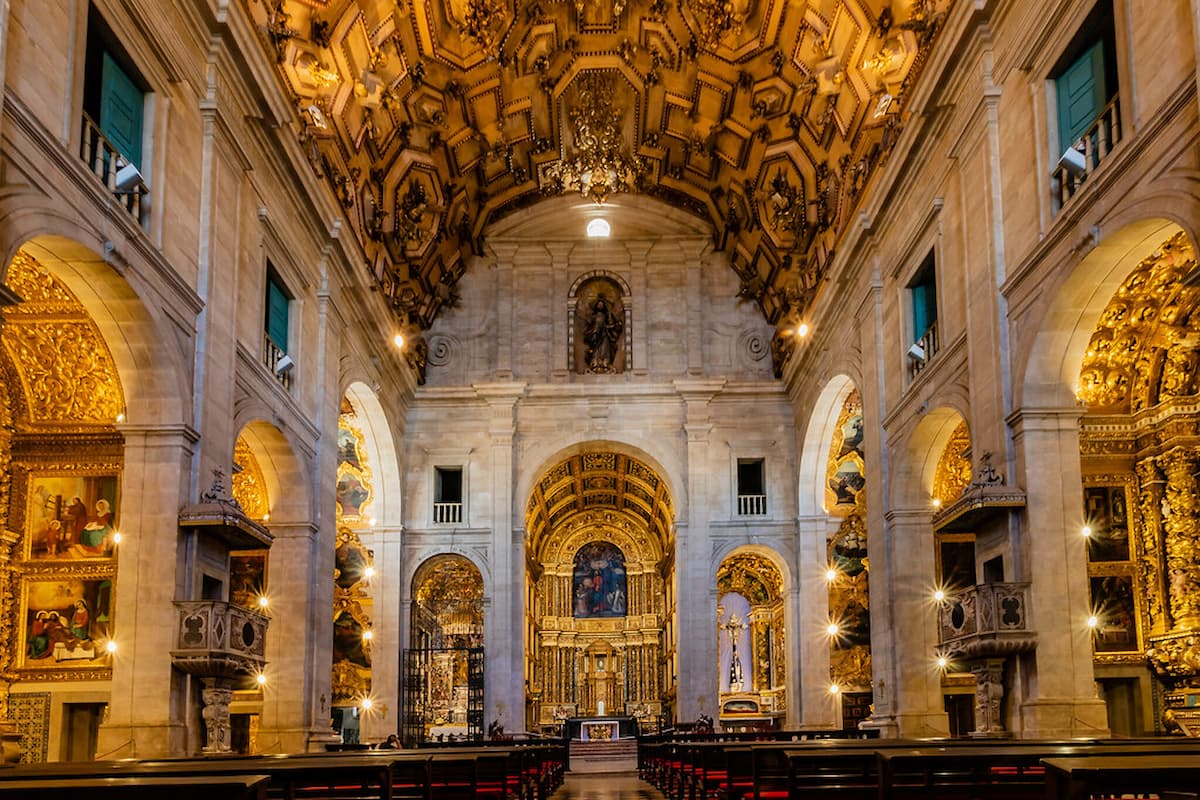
1160,448 -> 1200,631
1134,458 -> 1168,635
0,325 -> 21,762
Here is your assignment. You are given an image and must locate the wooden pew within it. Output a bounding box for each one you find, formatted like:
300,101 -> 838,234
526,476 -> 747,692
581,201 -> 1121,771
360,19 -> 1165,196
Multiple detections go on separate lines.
1043,755 -> 1200,800
0,773 -> 269,800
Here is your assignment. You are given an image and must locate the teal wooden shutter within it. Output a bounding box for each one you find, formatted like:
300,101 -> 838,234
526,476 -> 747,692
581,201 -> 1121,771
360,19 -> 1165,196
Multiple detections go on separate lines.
99,52 -> 144,168
911,279 -> 937,342
265,274 -> 290,353
1056,42 -> 1107,151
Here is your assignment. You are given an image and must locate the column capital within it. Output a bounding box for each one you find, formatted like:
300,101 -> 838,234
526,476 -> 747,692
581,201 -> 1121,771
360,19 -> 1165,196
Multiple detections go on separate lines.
1006,405 -> 1085,434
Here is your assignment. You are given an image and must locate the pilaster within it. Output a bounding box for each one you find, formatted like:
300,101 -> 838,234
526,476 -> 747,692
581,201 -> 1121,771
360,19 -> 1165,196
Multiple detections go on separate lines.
796,515 -> 836,729
1009,406 -> 1108,738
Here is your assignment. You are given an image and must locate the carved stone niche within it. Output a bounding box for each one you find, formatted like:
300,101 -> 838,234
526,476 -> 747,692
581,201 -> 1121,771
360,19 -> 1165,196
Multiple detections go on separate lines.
571,275 -> 628,375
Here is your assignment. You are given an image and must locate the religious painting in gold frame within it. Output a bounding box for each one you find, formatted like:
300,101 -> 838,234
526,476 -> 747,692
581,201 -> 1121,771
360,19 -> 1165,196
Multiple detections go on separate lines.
230,550 -> 269,610
335,409 -> 373,523
22,472 -> 120,561
16,569 -> 115,679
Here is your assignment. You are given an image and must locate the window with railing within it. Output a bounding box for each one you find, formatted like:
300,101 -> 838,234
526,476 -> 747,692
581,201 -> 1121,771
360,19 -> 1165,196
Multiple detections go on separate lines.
262,265 -> 293,390
1049,1 -> 1119,212
82,6 -> 148,223
906,251 -> 939,381
736,458 -> 766,516
435,466 -> 464,524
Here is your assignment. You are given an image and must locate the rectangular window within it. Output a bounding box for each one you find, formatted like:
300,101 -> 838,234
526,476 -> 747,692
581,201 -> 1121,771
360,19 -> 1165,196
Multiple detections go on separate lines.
1050,1 -> 1120,209
264,265 -> 291,354
81,6 -> 148,219
909,252 -> 938,345
736,458 -> 766,516
434,466 -> 464,524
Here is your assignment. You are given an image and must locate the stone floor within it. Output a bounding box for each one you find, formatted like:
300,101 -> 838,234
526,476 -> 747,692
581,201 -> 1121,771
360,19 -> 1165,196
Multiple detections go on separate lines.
549,771 -> 666,799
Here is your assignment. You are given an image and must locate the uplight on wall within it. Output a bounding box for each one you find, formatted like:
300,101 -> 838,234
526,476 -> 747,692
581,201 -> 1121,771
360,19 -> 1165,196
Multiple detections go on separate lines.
586,218 -> 611,238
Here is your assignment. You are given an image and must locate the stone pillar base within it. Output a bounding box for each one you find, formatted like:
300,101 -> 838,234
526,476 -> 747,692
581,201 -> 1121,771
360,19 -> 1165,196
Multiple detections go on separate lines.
1018,698 -> 1109,739
0,722 -> 22,764
861,711 -> 951,739
95,722 -> 186,759
254,726 -> 342,754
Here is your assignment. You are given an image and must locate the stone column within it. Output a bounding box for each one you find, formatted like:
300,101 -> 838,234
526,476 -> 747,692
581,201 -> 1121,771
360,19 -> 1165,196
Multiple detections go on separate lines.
796,515 -> 836,728
97,425 -> 197,758
969,659 -> 1009,738
1134,458 -> 1168,635
200,682 -> 235,753
1009,407 -> 1108,738
1159,447 -> 1200,631
674,380 -> 724,722
476,383 -> 524,730
863,509 -> 950,738
256,520 -> 327,753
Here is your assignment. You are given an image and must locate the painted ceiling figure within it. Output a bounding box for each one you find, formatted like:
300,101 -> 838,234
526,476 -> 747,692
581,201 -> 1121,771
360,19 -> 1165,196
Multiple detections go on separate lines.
584,296 -> 623,372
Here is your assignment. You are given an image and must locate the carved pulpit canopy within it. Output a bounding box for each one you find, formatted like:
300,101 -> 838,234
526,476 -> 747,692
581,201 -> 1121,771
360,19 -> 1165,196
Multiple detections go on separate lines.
178,469 -> 274,550
932,452 -> 1027,533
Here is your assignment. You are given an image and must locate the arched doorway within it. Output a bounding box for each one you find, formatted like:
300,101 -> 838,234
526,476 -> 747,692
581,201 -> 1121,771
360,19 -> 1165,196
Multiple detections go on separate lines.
403,554 -> 484,744
524,449 -> 675,733
715,550 -> 786,731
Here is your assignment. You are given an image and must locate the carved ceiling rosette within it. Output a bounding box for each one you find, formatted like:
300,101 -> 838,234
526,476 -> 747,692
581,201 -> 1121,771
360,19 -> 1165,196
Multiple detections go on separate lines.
686,0 -> 752,49
546,71 -> 645,205
445,0 -> 510,58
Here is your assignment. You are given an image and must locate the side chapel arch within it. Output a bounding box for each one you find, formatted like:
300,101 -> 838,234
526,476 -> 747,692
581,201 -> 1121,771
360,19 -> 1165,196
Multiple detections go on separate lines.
715,548 -> 787,729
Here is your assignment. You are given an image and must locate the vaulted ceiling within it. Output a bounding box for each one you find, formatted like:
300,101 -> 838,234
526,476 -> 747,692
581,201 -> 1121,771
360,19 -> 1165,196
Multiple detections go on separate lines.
246,0 -> 949,364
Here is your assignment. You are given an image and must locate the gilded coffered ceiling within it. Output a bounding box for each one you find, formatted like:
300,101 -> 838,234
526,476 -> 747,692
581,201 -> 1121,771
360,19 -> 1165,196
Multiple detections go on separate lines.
246,0 -> 949,342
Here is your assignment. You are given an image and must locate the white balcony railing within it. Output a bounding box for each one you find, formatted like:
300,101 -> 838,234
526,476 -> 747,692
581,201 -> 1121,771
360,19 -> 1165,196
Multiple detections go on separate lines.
262,334 -> 293,391
1051,96 -> 1122,212
434,502 -> 463,524
737,494 -> 767,516
79,113 -> 146,223
907,322 -> 939,382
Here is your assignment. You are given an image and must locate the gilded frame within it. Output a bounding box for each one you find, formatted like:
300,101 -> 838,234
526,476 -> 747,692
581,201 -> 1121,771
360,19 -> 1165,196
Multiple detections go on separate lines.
16,566 -> 116,680
1082,474 -> 1145,664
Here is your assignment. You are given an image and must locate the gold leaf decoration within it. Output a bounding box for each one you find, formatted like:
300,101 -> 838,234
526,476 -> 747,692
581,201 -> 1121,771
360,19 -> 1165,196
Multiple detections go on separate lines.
932,421 -> 972,505
1079,232 -> 1200,413
3,251 -> 75,310
232,437 -> 269,521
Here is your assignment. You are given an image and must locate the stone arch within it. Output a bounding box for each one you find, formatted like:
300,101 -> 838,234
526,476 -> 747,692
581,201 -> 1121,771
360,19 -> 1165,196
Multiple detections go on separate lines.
710,542 -> 793,591
890,406 -> 968,511
797,374 -> 857,517
233,420 -> 311,526
3,235 -> 190,428
1020,218 -> 1188,409
340,382 -> 403,527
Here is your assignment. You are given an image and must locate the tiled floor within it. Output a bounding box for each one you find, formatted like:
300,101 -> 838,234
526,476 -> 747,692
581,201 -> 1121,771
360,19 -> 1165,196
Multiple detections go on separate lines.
549,771 -> 666,799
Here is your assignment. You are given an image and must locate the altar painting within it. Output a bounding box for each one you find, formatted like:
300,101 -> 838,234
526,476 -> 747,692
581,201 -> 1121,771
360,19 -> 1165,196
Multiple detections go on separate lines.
20,577 -> 113,671
572,541 -> 627,618
229,550 -> 268,610
25,474 -> 118,560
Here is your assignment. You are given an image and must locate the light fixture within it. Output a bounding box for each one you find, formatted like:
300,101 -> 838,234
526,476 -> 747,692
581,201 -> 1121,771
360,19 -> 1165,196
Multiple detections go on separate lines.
825,568 -> 838,582
262,512 -> 271,523
363,566 -> 375,579
114,159 -> 145,194
112,531 -> 123,545
105,640 -> 118,654
368,516 -> 378,527
797,323 -> 810,338
363,630 -> 374,641
256,673 -> 268,686
936,655 -> 949,669
829,683 -> 841,695
1087,615 -> 1099,629
933,589 -> 946,603
258,595 -> 270,610
361,697 -> 374,711
274,354 -> 295,375
586,219 -> 611,238
1081,525 -> 1093,538
932,498 -> 942,509
907,343 -> 926,362
826,622 -> 840,636
115,413 -> 125,424
393,334 -> 405,349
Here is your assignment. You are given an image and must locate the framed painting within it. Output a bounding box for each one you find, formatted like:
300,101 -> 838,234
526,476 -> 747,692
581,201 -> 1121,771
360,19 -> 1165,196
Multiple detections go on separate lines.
1083,485 -> 1131,562
229,550 -> 268,610
18,574 -> 114,675
572,541 -> 627,619
1090,574 -> 1139,654
24,473 -> 119,561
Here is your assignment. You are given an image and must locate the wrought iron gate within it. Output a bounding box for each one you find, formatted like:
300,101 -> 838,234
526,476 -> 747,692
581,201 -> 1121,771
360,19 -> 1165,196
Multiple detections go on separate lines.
401,646 -> 484,746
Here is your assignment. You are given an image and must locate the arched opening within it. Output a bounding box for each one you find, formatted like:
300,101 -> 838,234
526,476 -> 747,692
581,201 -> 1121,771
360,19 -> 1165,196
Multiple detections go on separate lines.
403,554 -> 484,744
715,549 -> 786,731
1,245 -> 129,762
524,447 -> 675,734
1068,229 -> 1200,736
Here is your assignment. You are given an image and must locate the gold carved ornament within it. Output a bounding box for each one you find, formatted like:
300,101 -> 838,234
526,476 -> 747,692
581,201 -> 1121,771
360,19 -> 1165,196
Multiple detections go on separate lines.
545,73 -> 645,205
332,526 -> 374,701
232,437 -> 270,522
716,552 -> 783,605
932,421 -> 972,506
825,389 -> 866,516
1078,232 -> 1200,414
1,250 -> 125,427
334,410 -> 374,525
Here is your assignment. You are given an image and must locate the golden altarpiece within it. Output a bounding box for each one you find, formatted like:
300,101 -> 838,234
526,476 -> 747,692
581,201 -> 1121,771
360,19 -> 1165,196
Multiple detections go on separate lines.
715,553 -> 786,730
525,452 -> 674,731
1076,231 -> 1200,735
0,251 -> 125,762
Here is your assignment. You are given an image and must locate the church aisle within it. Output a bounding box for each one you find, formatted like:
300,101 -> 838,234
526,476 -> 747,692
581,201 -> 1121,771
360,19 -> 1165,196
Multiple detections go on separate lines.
549,772 -> 666,800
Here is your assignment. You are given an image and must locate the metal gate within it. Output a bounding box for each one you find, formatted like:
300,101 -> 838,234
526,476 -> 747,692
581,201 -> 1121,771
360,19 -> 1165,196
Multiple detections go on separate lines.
401,647 -> 484,746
